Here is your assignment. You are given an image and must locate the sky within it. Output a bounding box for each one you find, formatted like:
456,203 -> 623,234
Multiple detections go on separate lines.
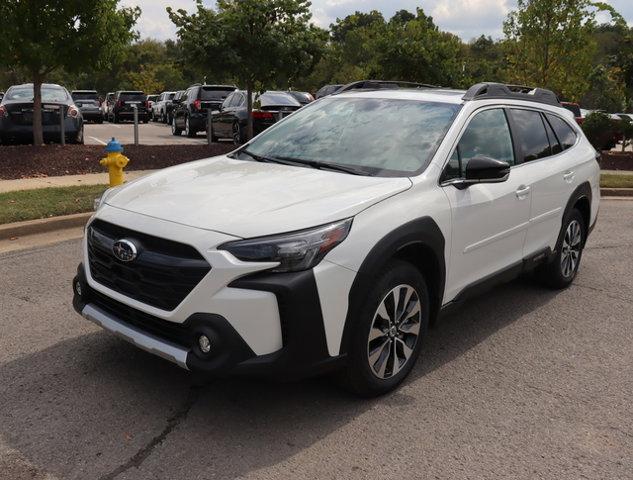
120,0 -> 633,43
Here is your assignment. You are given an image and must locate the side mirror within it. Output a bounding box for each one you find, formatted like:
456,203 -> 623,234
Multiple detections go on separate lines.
446,156 -> 510,189
465,156 -> 510,182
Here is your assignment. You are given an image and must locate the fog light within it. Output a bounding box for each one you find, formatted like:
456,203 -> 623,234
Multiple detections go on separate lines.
75,281 -> 82,296
198,334 -> 211,353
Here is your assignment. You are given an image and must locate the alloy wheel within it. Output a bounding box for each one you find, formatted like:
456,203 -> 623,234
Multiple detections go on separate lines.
367,284 -> 422,379
561,219 -> 582,278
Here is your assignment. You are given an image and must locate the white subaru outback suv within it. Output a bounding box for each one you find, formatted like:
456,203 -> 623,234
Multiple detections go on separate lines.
73,82 -> 600,396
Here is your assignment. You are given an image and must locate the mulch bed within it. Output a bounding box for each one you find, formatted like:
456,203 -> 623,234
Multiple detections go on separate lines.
0,144 -> 234,180
599,151 -> 633,171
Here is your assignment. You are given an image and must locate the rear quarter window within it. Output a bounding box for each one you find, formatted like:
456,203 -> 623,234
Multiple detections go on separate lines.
545,113 -> 577,150
511,109 -> 552,162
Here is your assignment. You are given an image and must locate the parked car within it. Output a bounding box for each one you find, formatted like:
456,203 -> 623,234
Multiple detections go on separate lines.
209,90 -> 301,144
285,91 -> 314,105
146,94 -> 159,115
152,91 -> 176,123
315,84 -> 343,99
1,83 -> 84,144
171,84 -> 237,137
71,90 -> 103,123
109,91 -> 150,124
166,90 -> 185,125
73,81 -> 599,396
102,92 -> 114,120
560,102 -> 583,125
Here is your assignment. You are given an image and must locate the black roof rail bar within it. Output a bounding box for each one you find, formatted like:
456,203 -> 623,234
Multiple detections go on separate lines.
462,82 -> 560,106
334,80 -> 440,94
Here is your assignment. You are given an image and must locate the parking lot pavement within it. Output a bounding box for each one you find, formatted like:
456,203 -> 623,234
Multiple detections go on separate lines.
0,200 -> 632,480
84,121 -> 208,146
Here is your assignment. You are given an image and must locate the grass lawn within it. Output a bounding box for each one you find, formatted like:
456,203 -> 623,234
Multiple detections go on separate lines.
0,184 -> 107,224
601,173 -> 633,189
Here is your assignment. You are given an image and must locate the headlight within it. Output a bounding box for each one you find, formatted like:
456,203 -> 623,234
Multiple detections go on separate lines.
94,186 -> 121,211
219,218 -> 353,272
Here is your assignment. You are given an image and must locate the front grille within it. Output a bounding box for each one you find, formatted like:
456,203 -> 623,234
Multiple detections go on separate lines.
89,287 -> 191,348
87,219 -> 210,311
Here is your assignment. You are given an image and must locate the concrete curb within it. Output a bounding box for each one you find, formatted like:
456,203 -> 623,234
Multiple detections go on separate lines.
601,188 -> 633,197
0,212 -> 92,240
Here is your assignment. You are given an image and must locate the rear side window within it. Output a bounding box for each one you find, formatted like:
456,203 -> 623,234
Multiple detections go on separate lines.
542,115 -> 562,155
445,108 -> 515,179
511,109 -> 551,162
545,114 -> 577,151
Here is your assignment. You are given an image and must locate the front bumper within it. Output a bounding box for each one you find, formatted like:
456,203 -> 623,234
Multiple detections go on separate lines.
73,262 -> 344,379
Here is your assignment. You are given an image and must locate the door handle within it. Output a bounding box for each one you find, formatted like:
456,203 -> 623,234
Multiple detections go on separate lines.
516,185 -> 531,199
563,171 -> 575,183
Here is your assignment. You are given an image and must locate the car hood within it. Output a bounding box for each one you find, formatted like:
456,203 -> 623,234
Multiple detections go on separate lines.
106,155 -> 412,238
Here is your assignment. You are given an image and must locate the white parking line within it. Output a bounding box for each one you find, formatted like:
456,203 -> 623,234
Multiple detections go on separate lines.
89,136 -> 107,145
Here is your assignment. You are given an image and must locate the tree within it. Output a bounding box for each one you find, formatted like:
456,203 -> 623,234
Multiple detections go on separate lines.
169,0 -> 326,140
0,0 -> 139,145
502,0 -> 616,100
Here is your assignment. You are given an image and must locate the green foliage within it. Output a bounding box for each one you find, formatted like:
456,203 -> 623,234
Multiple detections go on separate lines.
503,0 -> 601,100
0,0 -> 140,145
168,0 -> 326,138
581,64 -> 626,112
582,111 -> 618,150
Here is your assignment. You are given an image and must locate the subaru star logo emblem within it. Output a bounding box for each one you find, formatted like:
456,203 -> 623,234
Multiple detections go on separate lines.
112,239 -> 138,262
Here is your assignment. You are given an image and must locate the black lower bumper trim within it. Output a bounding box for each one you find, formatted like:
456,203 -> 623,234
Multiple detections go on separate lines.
73,264 -> 342,379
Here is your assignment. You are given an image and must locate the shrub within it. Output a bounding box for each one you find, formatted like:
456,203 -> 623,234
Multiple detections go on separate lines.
582,112 -> 618,151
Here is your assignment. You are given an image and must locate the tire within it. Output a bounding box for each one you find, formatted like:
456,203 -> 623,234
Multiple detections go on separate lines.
185,116 -> 196,138
171,116 -> 182,136
73,126 -> 85,145
338,259 -> 430,397
232,122 -> 243,145
536,208 -> 585,289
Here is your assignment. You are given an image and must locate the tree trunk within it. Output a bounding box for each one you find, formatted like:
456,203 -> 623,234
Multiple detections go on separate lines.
246,81 -> 254,141
32,77 -> 44,146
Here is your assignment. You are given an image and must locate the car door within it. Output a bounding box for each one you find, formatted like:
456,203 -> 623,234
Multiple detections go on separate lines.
510,108 -> 580,256
442,107 -> 532,302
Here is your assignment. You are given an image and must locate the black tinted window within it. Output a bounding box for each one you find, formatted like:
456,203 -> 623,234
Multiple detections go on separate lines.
200,87 -> 234,101
445,108 -> 515,179
119,92 -> 144,101
72,92 -> 98,101
511,109 -> 551,162
546,114 -> 577,150
542,114 -> 562,155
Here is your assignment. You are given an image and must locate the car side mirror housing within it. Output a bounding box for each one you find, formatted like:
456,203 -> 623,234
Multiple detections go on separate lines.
444,156 -> 510,189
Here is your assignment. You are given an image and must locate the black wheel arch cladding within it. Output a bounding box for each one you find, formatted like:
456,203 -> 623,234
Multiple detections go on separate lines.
562,181 -> 592,247
339,216 -> 446,355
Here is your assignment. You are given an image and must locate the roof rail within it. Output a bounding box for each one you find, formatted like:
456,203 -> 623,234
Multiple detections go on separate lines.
463,82 -> 560,106
334,80 -> 440,94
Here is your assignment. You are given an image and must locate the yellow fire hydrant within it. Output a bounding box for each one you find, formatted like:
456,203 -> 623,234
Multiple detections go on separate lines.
100,137 -> 129,187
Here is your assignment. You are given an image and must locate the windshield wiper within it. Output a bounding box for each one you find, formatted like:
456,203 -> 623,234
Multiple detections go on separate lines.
273,155 -> 370,176
237,149 -> 370,176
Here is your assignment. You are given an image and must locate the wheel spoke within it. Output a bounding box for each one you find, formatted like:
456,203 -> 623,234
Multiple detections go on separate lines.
396,337 -> 413,360
391,340 -> 401,376
376,302 -> 391,322
374,340 -> 391,378
369,339 -> 390,367
368,325 -> 387,342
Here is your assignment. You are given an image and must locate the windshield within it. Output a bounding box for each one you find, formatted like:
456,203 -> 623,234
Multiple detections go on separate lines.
242,97 -> 460,176
201,87 -> 235,101
119,92 -> 145,101
6,85 -> 68,102
72,92 -> 98,101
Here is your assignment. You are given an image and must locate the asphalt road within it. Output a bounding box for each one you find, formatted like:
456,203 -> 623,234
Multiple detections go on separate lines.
84,121 -> 208,146
1,200 -> 632,479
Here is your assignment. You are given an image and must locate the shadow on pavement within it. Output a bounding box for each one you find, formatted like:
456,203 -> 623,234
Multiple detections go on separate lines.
0,276 -> 558,479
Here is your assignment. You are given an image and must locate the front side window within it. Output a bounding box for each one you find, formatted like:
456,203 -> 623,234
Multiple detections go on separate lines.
241,97 -> 461,177
444,108 -> 515,179
511,109 -> 551,162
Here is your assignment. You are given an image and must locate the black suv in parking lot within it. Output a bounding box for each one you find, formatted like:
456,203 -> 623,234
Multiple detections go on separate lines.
109,91 -> 150,123
71,90 -> 103,123
171,84 -> 236,137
